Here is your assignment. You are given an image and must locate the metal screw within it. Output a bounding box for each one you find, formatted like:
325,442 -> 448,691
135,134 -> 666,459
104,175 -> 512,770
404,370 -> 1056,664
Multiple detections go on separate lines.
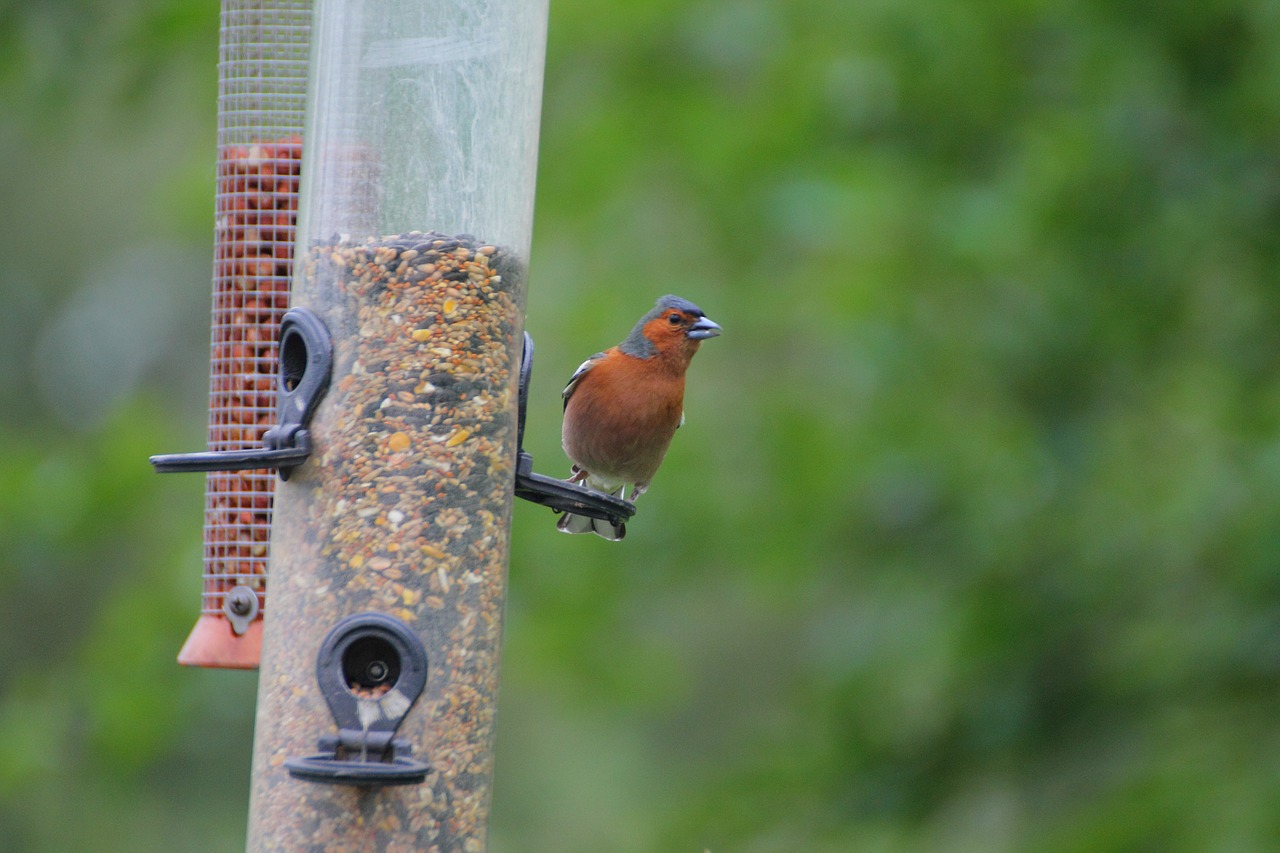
223,585 -> 261,635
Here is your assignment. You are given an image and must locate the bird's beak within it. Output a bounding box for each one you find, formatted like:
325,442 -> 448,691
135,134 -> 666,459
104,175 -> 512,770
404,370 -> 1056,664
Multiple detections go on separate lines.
687,316 -> 722,340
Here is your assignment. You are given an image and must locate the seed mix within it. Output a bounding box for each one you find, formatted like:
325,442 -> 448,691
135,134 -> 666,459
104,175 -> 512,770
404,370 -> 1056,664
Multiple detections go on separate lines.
252,229 -> 522,851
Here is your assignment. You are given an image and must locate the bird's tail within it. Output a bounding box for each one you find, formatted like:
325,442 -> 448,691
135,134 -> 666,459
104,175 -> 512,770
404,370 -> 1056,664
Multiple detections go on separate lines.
556,479 -> 626,540
556,510 -> 626,540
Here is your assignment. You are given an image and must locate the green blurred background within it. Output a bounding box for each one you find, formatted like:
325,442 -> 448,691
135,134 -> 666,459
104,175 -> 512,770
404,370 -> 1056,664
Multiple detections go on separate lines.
5,0 -> 1280,849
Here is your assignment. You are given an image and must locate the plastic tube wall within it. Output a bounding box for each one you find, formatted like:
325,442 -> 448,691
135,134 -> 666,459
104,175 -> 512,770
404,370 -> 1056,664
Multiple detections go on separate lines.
247,0 -> 547,847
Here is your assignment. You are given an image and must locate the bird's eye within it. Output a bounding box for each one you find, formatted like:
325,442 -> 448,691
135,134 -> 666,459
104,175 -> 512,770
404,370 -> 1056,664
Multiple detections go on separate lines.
668,313 -> 682,324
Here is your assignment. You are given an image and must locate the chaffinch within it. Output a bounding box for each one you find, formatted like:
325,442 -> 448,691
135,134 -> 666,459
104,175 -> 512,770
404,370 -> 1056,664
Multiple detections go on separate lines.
558,295 -> 721,539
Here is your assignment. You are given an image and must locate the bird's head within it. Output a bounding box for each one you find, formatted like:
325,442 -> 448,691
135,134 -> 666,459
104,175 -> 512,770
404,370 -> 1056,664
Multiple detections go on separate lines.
619,295 -> 721,362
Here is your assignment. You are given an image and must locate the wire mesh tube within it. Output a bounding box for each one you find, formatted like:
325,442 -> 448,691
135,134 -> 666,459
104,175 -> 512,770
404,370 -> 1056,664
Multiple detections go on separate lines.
180,0 -> 311,669
247,0 -> 548,848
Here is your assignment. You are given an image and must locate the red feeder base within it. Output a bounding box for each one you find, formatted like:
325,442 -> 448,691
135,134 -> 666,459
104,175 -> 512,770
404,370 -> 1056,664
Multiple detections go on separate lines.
178,614 -> 263,669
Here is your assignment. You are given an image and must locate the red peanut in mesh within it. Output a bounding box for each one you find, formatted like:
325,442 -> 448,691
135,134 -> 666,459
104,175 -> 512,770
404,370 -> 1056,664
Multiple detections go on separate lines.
203,137 -> 301,614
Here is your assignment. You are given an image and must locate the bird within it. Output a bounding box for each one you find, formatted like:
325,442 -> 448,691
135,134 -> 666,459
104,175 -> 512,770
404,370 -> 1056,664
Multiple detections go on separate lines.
557,294 -> 721,539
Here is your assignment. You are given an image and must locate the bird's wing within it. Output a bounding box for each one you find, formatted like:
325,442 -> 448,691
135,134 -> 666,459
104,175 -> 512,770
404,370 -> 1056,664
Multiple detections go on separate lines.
562,351 -> 607,410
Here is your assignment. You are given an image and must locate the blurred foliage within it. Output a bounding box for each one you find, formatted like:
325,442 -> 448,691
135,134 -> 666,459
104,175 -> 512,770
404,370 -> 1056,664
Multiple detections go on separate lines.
4,0 -> 1280,850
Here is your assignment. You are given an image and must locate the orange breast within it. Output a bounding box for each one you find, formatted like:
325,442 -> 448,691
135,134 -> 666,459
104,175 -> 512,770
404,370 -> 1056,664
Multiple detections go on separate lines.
562,356 -> 685,484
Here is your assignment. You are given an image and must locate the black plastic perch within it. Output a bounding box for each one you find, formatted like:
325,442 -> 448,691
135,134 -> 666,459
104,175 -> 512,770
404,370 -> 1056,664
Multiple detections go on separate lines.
149,307 -> 333,480
284,612 -> 431,787
512,332 -> 636,526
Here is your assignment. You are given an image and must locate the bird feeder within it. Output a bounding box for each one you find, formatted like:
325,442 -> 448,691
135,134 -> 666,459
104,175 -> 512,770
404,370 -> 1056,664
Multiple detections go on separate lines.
150,0 -> 311,669
238,0 -> 549,846
150,0 -> 639,846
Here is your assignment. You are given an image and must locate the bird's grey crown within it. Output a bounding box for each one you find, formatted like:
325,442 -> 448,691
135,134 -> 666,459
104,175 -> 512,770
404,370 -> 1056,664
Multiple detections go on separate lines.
655,294 -> 705,316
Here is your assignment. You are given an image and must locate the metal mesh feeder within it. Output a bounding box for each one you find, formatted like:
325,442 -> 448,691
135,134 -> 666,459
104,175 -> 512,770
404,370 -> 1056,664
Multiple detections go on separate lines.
151,0 -> 311,669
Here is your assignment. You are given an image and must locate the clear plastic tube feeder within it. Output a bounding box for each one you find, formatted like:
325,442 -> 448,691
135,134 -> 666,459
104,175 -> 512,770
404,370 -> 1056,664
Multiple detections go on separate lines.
246,0 -> 548,848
